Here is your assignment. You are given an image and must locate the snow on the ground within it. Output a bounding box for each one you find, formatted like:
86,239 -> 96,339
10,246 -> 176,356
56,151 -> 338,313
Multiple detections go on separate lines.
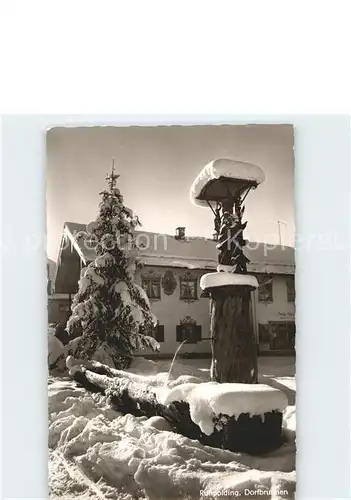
282,406 -> 296,442
49,357 -> 296,500
271,378 -> 296,393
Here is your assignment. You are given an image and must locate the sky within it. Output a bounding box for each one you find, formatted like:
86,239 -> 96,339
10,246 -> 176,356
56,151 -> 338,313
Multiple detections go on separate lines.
46,124 -> 295,262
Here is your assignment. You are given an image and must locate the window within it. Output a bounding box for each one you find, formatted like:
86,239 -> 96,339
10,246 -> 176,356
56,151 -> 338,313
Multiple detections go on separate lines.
142,278 -> 161,299
176,323 -> 202,343
258,323 -> 272,352
269,322 -> 295,351
200,289 -> 210,298
259,323 -> 271,343
153,323 -> 164,342
259,322 -> 295,352
58,303 -> 70,313
257,274 -> 273,302
175,227 -> 186,240
286,276 -> 295,302
180,275 -> 198,300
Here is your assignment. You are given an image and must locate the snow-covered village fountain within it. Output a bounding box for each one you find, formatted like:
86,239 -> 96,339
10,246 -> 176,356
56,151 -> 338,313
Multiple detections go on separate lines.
48,160 -> 295,499
190,158 -> 265,384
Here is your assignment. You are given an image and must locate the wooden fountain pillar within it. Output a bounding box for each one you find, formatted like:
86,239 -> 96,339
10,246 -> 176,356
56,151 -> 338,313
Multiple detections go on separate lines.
190,159 -> 265,384
208,196 -> 258,384
209,284 -> 258,383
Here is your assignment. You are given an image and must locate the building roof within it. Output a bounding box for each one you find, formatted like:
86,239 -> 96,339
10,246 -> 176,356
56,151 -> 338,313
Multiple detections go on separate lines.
54,222 -> 294,292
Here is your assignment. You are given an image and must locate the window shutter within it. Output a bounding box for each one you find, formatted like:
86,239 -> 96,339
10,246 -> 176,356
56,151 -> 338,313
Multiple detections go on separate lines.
176,325 -> 183,342
195,325 -> 202,341
156,325 -> 164,342
286,276 -> 295,302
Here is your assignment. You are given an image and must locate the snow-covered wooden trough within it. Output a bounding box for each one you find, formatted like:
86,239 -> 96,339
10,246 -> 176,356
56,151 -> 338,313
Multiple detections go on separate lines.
68,357 -> 288,455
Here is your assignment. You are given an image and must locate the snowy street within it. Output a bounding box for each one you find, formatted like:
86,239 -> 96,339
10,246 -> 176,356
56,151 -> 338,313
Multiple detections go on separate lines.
49,357 -> 296,500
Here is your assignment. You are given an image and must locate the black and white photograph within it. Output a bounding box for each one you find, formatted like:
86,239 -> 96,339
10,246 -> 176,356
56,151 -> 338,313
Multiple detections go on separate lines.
47,124 -> 296,500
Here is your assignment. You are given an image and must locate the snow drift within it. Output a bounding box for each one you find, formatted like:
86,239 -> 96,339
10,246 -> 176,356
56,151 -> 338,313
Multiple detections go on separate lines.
49,358 -> 296,500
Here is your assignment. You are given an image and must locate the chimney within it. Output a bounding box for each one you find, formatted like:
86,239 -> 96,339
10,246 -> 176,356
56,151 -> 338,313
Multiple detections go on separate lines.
175,227 -> 186,240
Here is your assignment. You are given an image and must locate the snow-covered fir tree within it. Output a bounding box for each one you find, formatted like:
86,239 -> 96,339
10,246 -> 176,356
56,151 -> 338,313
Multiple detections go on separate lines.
67,164 -> 159,368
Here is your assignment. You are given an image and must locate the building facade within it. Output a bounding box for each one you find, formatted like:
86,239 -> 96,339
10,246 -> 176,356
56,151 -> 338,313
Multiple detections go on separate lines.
50,222 -> 296,356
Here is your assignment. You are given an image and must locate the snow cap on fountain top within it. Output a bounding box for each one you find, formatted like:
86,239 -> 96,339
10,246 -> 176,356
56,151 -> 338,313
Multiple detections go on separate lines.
190,158 -> 265,207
